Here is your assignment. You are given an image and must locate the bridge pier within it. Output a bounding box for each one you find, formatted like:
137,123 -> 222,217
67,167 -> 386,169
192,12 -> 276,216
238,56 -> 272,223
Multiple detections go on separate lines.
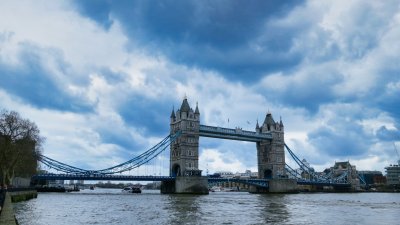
161,177 -> 209,194
250,179 -> 298,193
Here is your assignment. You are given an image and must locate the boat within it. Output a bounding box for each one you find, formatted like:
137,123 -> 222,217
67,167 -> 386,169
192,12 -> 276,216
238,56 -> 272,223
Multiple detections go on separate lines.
122,186 -> 142,193
90,186 -> 95,190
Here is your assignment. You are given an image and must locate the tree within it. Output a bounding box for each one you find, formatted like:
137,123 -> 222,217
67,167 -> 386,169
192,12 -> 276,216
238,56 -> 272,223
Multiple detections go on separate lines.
0,110 -> 44,186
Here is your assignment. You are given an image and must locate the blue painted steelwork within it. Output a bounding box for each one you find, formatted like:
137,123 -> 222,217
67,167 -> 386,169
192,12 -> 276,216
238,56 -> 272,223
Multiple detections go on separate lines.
35,128 -> 352,187
38,131 -> 181,175
32,174 -> 269,188
358,174 -> 367,186
296,180 -> 351,187
285,144 -> 351,186
208,177 -> 269,188
32,174 -> 175,181
199,125 -> 272,142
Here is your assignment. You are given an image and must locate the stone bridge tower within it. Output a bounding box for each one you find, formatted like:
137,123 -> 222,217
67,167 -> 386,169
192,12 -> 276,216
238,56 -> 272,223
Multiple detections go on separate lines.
169,96 -> 201,177
162,97 -> 208,194
256,112 -> 286,179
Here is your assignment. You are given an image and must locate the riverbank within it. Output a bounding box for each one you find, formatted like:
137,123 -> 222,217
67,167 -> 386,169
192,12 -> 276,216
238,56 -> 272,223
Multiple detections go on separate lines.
9,190 -> 38,203
0,192 -> 18,225
0,189 -> 37,225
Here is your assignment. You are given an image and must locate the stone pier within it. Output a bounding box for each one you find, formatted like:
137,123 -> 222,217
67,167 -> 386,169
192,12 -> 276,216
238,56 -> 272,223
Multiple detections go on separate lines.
249,179 -> 298,193
161,177 -> 209,194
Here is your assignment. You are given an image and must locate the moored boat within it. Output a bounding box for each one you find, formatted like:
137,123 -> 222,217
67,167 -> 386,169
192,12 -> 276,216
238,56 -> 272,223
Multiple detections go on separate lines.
122,186 -> 141,193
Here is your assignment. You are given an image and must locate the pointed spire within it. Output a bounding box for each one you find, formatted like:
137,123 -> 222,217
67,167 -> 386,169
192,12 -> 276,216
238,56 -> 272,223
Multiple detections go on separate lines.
256,119 -> 260,129
170,106 -> 176,118
263,111 -> 275,125
195,102 -> 200,114
280,116 -> 284,127
180,97 -> 191,112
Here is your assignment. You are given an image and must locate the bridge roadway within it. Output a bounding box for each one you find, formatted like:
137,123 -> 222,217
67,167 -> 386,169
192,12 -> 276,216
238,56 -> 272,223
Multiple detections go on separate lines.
199,125 -> 272,142
32,174 -> 350,188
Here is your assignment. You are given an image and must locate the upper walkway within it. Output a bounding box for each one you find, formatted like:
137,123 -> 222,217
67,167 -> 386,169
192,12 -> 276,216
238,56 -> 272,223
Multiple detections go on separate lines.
199,125 -> 272,142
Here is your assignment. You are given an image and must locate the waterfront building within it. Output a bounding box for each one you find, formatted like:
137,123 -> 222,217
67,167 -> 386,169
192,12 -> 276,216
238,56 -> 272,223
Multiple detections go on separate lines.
48,179 -> 64,187
296,159 -> 315,179
215,171 -> 234,178
358,171 -> 386,185
385,164 -> 400,186
330,161 -> 360,190
234,170 -> 258,179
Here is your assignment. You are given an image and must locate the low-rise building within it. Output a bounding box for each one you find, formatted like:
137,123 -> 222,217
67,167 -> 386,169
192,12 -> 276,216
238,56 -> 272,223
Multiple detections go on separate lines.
331,161 -> 360,190
358,171 -> 386,185
385,163 -> 400,186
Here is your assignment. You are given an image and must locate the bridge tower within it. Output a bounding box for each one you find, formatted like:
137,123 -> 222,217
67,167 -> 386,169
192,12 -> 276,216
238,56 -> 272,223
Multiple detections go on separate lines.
254,112 -> 297,193
169,97 -> 201,177
256,112 -> 286,179
161,96 -> 208,194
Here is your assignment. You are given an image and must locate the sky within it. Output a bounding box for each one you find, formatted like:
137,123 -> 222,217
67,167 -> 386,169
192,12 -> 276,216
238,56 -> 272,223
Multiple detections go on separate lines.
0,0 -> 399,175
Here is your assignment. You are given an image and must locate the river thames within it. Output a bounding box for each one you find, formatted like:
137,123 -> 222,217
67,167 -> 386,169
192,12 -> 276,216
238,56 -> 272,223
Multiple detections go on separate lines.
13,189 -> 400,225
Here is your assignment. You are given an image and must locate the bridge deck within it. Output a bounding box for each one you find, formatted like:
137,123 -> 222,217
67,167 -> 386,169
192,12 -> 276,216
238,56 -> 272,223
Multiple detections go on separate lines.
32,174 -> 350,188
199,125 -> 272,142
32,174 -> 175,181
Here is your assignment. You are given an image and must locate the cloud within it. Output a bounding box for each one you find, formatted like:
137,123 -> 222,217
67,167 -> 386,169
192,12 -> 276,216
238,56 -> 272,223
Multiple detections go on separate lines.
0,43 -> 92,112
73,0 -> 305,80
199,148 -> 255,174
1,0 -> 400,175
376,126 -> 400,142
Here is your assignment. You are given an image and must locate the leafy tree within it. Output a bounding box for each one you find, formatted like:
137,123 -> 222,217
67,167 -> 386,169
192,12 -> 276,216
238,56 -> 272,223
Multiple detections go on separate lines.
0,110 -> 44,186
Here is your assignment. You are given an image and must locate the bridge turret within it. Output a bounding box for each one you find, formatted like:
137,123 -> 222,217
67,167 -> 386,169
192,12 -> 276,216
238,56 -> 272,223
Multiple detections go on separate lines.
170,107 -> 176,123
194,102 -> 200,120
169,97 -> 201,177
257,111 -> 286,179
262,112 -> 275,132
256,119 -> 260,133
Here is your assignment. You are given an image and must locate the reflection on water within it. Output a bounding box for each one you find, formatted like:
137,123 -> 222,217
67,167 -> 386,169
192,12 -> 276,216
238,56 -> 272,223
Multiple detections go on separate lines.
13,190 -> 400,225
166,195 -> 202,224
256,195 -> 290,224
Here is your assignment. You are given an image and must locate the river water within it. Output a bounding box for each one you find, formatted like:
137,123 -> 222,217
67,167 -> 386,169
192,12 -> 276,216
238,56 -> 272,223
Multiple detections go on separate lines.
13,189 -> 400,225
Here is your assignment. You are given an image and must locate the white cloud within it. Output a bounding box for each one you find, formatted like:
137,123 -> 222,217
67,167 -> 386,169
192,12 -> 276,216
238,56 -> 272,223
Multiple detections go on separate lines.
1,0 -> 399,177
199,149 -> 253,174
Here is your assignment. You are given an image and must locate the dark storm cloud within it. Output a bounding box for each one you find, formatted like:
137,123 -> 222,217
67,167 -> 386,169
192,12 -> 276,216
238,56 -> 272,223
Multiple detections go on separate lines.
0,46 -> 92,112
118,95 -> 173,136
74,0 -> 304,82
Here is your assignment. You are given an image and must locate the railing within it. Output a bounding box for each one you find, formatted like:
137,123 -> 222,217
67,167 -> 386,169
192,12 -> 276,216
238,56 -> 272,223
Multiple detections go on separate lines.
208,177 -> 269,188
32,174 -> 175,181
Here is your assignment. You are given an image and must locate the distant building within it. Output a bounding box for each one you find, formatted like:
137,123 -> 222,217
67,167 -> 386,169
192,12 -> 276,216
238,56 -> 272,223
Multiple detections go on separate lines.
48,179 -> 64,187
385,164 -> 400,186
331,161 -> 360,190
358,171 -> 386,185
215,171 -> 234,178
296,159 -> 315,179
234,170 -> 258,178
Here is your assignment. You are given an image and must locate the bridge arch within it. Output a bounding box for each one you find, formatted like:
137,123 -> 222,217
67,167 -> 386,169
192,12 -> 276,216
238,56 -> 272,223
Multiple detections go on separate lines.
172,164 -> 181,177
264,169 -> 273,179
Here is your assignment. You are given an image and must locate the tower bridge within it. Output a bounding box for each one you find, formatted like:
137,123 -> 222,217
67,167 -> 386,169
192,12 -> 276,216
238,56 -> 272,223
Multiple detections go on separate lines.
33,97 -> 353,194
164,97 -> 292,194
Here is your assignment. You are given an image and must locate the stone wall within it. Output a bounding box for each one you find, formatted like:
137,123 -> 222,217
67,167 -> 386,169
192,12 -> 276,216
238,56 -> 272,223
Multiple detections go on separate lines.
161,177 -> 209,194
0,193 -> 17,225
